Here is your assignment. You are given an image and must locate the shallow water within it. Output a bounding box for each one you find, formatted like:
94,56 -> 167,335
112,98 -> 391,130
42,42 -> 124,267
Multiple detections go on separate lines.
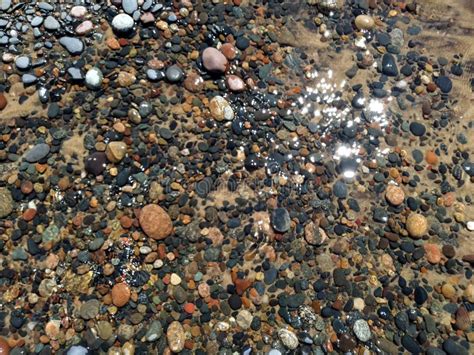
0,0 -> 473,354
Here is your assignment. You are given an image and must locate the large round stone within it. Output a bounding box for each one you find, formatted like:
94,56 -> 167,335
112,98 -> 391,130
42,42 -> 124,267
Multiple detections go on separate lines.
139,204 -> 173,240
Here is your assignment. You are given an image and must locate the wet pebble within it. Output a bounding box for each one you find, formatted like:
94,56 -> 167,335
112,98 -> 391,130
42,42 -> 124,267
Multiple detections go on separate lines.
59,37 -> 84,55
167,321 -> 185,353
111,282 -> 131,307
202,47 -> 228,73
382,53 -> 399,77
85,152 -> 107,176
85,67 -> 103,89
139,204 -> 173,240
112,13 -> 135,34
353,319 -> 371,342
209,95 -> 234,121
165,65 -> 184,82
271,207 -> 291,232
355,15 -> 375,30
24,143 -> 50,163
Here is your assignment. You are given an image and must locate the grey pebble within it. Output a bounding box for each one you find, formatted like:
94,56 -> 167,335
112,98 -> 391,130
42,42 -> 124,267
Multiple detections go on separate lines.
24,143 -> 50,163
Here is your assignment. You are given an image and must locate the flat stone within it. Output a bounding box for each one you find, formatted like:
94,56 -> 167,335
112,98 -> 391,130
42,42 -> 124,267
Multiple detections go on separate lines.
15,56 -> 31,70
59,37 -> 84,55
44,16 -> 60,30
24,143 -> 50,163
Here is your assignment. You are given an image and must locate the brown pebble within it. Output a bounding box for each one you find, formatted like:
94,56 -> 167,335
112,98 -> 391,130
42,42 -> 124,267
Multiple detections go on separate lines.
0,336 -> 10,355
423,243 -> 441,264
20,181 -> 34,194
139,204 -> 173,240
442,245 -> 455,258
425,150 -> 438,165
0,93 -> 7,111
455,306 -> 470,331
441,283 -> 456,299
385,185 -> 405,206
406,213 -> 428,239
22,208 -> 37,221
220,43 -> 237,60
111,282 -> 131,307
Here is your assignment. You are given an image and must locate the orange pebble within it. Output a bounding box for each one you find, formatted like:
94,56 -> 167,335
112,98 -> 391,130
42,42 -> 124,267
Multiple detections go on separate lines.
425,150 -> 438,165
183,303 -> 195,314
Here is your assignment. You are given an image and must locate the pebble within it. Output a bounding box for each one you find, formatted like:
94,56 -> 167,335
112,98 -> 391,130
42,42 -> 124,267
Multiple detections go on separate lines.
15,56 -> 31,70
106,142 -> 127,163
385,184 -> 404,205
0,188 -> 13,218
44,16 -> 60,31
423,243 -> 441,264
145,320 -> 163,342
226,75 -> 246,92
414,286 -> 428,305
353,319 -> 371,342
0,93 -> 7,110
139,204 -> 173,240
166,321 -> 185,353
67,346 -> 88,355
209,95 -> 234,121
70,6 -> 87,18
122,0 -> 138,14
24,143 -> 50,163
165,65 -> 184,82
406,213 -> 428,238
355,15 -> 375,30
271,207 -> 291,232
80,299 -> 100,320
202,47 -> 228,73
85,152 -> 107,176
112,13 -> 135,33
59,37 -> 84,55
85,67 -> 103,89
278,328 -> 299,350
111,283 -> 131,307
382,53 -> 399,77
236,310 -> 253,329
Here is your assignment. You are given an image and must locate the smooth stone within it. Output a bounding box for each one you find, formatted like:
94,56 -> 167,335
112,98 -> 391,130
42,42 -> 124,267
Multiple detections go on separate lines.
271,207 -> 291,233
355,15 -> 375,30
44,16 -> 60,30
145,320 -> 163,342
226,75 -> 246,92
443,338 -> 468,355
76,20 -> 94,35
382,53 -> 399,76
139,204 -> 173,240
406,213 -> 428,238
353,319 -> 371,342
70,6 -> 87,18
96,321 -> 113,340
333,180 -> 348,198
166,321 -> 185,353
105,141 -> 127,163
165,65 -> 184,82
410,122 -> 426,136
209,95 -> 234,121
85,67 -> 103,89
22,74 -> 38,85
85,152 -> 107,176
59,37 -> 84,55
67,67 -> 84,81
436,76 -> 452,93
0,0 -> 11,11
202,47 -> 228,73
111,282 -> 131,307
24,143 -> 50,163
122,0 -> 138,14
112,13 -> 134,33
80,299 -> 100,320
414,286 -> 428,305
15,56 -> 31,70
67,346 -> 88,355
402,335 -> 422,353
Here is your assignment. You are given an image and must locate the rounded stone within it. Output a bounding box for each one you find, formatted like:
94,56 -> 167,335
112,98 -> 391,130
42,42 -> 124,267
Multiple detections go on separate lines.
423,243 -> 441,264
24,143 -> 50,163
0,188 -> 13,218
112,13 -> 134,33
111,282 -> 131,307
406,213 -> 428,238
80,299 -> 100,320
355,15 -> 375,30
85,67 -> 103,89
353,319 -> 371,342
226,75 -> 246,92
166,321 -> 185,353
202,47 -> 228,73
165,65 -> 184,82
271,207 -> 291,233
106,141 -> 127,163
385,185 -> 405,206
209,95 -> 234,121
139,204 -> 173,240
0,336 -> 9,355
85,152 -> 108,176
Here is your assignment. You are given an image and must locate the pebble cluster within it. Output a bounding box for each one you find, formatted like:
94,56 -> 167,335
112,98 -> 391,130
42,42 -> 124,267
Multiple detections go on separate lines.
0,0 -> 473,354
